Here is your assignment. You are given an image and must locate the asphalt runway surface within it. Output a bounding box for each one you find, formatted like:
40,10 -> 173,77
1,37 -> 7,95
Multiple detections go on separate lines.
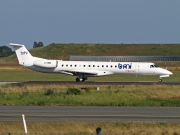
24,81 -> 180,85
0,106 -> 180,122
1,81 -> 179,85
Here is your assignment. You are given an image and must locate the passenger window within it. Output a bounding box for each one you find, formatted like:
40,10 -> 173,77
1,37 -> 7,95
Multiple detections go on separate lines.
89,65 -> 91,67
115,65 -> 117,68
66,64 -> 68,67
83,65 -> 86,67
110,65 -> 113,68
62,64 -> 64,67
70,65 -> 72,67
106,65 -> 108,67
93,65 -> 95,67
102,65 -> 104,67
75,65 -> 77,67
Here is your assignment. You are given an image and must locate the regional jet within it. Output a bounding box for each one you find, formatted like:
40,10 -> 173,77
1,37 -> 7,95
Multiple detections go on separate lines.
10,43 -> 173,82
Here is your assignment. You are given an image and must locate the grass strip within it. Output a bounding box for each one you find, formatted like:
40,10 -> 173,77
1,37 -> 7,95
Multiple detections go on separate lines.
0,122 -> 180,135
0,84 -> 179,106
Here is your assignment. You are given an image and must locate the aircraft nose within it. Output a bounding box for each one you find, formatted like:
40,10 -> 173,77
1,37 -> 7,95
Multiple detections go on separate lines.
164,69 -> 173,75
168,70 -> 173,75
158,68 -> 173,75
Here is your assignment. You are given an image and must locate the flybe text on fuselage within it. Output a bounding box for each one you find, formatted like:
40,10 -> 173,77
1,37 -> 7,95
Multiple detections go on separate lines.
118,63 -> 132,69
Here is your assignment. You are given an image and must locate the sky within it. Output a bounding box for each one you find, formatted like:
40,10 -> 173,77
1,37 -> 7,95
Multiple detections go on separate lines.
1,0 -> 180,49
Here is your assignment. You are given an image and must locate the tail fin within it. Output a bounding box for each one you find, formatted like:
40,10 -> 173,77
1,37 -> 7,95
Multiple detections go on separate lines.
9,43 -> 33,65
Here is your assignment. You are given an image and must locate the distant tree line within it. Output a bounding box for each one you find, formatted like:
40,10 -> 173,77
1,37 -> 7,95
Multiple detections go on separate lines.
0,46 -> 13,57
33,42 -> 44,48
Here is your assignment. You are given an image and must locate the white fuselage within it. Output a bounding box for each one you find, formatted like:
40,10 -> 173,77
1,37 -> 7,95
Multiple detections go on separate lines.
24,59 -> 172,77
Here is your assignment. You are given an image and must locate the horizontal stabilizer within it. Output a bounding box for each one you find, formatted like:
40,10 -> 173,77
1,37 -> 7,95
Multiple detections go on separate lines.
9,43 -> 24,47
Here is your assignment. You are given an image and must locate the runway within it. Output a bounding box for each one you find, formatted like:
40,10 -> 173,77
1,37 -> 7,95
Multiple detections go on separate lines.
1,81 -> 180,86
2,81 -> 179,85
0,106 -> 180,122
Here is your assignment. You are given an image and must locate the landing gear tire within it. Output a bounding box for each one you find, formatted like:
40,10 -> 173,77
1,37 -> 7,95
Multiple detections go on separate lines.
76,77 -> 87,82
82,77 -> 87,82
159,79 -> 162,82
76,78 -> 80,82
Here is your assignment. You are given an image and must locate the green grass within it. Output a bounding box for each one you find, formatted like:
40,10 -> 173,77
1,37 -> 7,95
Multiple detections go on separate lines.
34,43 -> 180,59
0,84 -> 179,106
2,43 -> 180,61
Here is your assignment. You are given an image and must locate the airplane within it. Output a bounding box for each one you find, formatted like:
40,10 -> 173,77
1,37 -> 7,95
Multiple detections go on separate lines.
10,43 -> 173,82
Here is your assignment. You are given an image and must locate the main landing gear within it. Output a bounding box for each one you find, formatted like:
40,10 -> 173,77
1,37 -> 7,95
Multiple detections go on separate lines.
159,78 -> 162,82
76,77 -> 87,82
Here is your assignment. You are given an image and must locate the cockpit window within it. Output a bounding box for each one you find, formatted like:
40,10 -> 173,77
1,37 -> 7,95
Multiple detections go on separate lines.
154,64 -> 159,67
150,64 -> 159,68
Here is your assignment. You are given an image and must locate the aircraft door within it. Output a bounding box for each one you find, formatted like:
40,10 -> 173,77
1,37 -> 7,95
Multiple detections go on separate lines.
56,61 -> 58,67
150,65 -> 156,74
135,65 -> 140,73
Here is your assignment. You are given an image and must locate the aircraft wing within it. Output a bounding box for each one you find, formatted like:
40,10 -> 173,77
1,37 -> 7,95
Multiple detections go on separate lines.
59,70 -> 113,76
60,70 -> 98,76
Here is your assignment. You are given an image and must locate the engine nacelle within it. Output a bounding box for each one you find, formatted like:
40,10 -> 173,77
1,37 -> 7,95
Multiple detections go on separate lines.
33,60 -> 57,68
